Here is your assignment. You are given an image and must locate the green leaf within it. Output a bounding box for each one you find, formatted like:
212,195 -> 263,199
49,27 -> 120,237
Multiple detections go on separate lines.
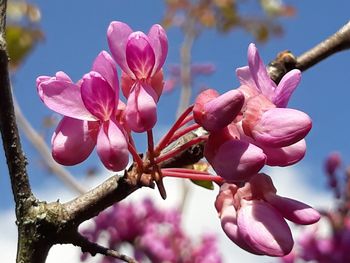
190,179 -> 214,190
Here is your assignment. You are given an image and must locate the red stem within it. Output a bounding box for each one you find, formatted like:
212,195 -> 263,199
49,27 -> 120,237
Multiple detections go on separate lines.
168,123 -> 200,146
155,136 -> 207,164
128,142 -> 143,169
155,105 -> 194,153
161,169 -> 224,183
178,114 -> 194,128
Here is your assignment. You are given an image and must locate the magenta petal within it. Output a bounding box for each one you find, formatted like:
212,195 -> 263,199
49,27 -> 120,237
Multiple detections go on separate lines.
200,90 -> 244,132
252,108 -> 312,147
81,71 -> 116,121
125,82 -> 157,133
96,121 -> 129,171
55,71 -> 72,82
264,193 -> 321,225
147,24 -> 168,76
126,32 -> 155,79
107,21 -> 135,78
92,51 -> 119,95
52,117 -> 98,165
220,204 -> 262,255
37,79 -> 97,121
236,66 -> 257,90
273,69 -> 301,108
263,139 -> 306,166
237,199 -> 293,256
247,43 -> 276,100
206,139 -> 266,182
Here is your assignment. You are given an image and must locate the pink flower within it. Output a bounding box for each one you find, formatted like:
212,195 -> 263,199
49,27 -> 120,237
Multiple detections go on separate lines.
204,123 -> 266,182
193,89 -> 244,132
236,43 -> 311,165
107,21 -> 168,132
215,174 -> 320,256
37,51 -> 129,171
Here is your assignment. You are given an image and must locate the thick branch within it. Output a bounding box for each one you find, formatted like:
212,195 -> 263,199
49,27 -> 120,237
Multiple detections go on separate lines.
0,0 -> 33,207
71,233 -> 138,263
268,20 -> 350,83
64,174 -> 138,225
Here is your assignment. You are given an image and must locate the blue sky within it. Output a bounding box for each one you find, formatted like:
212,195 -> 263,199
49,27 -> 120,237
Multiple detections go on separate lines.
2,0 -> 350,207
1,1 -> 350,262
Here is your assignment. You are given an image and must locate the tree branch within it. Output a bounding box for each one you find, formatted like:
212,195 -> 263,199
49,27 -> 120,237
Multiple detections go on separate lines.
0,0 -> 33,209
268,20 -> 350,83
71,233 -> 138,263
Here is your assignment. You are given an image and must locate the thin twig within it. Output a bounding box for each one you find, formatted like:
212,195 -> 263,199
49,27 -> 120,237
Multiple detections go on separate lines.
13,96 -> 86,194
0,0 -> 33,207
268,20 -> 350,83
71,233 -> 138,263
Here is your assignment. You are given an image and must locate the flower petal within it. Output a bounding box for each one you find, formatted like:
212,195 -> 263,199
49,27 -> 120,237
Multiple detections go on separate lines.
264,193 -> 321,225
147,24 -> 168,76
220,204 -> 263,255
251,108 -> 312,147
237,199 -> 293,256
96,120 -> 129,171
37,79 -> 97,121
92,51 -> 119,95
263,139 -> 306,166
273,69 -> 301,108
247,43 -> 276,100
107,21 -> 135,78
81,71 -> 116,121
205,138 -> 266,182
52,117 -> 98,165
125,82 -> 157,132
194,89 -> 244,132
236,66 -> 257,89
126,32 -> 155,79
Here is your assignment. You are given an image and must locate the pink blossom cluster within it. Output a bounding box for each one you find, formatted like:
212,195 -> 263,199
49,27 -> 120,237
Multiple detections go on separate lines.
36,21 -> 168,171
194,43 -> 312,183
191,43 -> 320,256
282,224 -> 350,263
81,199 -> 222,263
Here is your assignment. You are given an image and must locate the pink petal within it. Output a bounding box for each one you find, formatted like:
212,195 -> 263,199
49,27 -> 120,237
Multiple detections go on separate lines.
150,69 -> 164,99
126,32 -> 155,79
236,66 -> 257,90
147,24 -> 168,76
92,51 -> 119,95
121,71 -> 135,98
96,120 -> 129,171
247,43 -> 276,100
263,139 -> 306,166
220,204 -> 263,255
107,21 -> 135,78
237,199 -> 293,256
125,82 -> 158,133
55,71 -> 73,82
264,193 -> 321,225
194,89 -> 244,132
251,108 -> 312,147
205,139 -> 266,182
52,117 -> 98,165
273,69 -> 301,108
37,79 -> 97,121
81,71 -> 116,121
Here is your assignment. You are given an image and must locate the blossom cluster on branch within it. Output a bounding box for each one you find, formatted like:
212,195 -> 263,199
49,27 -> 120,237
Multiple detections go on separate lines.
36,20 -> 320,259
